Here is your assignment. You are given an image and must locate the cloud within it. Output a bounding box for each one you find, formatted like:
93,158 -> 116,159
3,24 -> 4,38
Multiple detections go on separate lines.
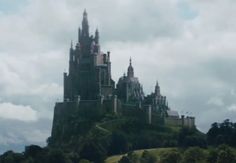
0,0 -> 235,152
230,89 -> 236,96
207,97 -> 224,107
0,103 -> 38,122
228,105 -> 236,112
30,83 -> 62,97
0,118 -> 51,153
0,133 -> 23,146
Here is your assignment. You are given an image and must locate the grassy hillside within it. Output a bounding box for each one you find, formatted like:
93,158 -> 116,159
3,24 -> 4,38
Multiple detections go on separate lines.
106,145 -> 236,163
48,113 -> 205,163
105,147 -> 175,163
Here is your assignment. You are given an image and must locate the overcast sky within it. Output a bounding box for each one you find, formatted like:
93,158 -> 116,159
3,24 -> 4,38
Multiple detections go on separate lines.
0,0 -> 236,153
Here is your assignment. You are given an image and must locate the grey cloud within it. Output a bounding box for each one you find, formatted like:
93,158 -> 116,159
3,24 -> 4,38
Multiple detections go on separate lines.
0,0 -> 236,152
0,102 -> 37,122
0,118 -> 51,153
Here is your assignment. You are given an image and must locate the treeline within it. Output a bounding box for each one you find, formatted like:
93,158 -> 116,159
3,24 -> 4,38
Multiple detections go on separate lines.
0,127 -> 205,163
0,119 -> 236,163
207,119 -> 236,146
2,144 -> 236,163
0,145 -> 83,163
118,145 -> 236,163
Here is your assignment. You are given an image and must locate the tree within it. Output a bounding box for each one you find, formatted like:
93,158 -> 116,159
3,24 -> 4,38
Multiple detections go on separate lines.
24,145 -> 50,163
140,150 -> 157,163
109,131 -> 129,155
118,151 -> 139,163
160,149 -> 181,163
127,151 -> 139,163
207,148 -> 218,163
216,145 -> 236,163
24,145 -> 43,158
119,156 -> 130,163
178,127 -> 206,147
182,147 -> 206,163
79,159 -> 91,163
80,142 -> 107,163
0,150 -> 24,163
207,119 -> 236,146
47,149 -> 69,163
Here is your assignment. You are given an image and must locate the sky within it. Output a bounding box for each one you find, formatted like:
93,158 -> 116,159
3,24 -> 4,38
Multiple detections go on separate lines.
0,0 -> 236,153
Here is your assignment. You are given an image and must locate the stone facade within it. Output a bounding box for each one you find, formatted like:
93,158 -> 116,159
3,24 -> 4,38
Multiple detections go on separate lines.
64,10 -> 114,101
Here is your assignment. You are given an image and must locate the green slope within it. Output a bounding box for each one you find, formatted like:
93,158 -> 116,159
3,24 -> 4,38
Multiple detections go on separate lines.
105,147 -> 176,163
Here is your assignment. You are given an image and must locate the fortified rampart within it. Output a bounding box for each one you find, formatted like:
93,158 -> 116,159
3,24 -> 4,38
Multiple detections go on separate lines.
52,97 -> 195,142
165,115 -> 195,128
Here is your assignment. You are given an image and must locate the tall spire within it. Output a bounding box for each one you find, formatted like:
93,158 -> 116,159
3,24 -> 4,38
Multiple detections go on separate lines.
82,9 -> 89,37
127,57 -> 134,78
69,40 -> 73,62
95,28 -> 99,44
70,40 -> 73,49
78,27 -> 81,42
155,80 -> 160,95
83,9 -> 87,17
156,80 -> 159,87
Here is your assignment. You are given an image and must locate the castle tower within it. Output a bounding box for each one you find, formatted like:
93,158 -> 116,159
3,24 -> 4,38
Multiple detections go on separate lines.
63,10 -> 115,101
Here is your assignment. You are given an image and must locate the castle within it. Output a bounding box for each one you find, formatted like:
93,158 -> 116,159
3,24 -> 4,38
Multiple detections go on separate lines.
51,10 -> 195,143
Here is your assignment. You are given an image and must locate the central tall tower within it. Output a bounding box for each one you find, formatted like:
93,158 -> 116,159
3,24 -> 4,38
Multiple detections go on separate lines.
64,10 -> 114,101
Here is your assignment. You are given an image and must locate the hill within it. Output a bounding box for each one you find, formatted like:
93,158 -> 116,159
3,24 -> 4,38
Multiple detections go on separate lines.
48,111 -> 205,162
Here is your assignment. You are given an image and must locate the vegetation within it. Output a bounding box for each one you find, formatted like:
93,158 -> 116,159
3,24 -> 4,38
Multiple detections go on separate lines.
114,145 -> 236,163
1,119 -> 236,163
207,119 -> 236,146
48,112 -> 204,162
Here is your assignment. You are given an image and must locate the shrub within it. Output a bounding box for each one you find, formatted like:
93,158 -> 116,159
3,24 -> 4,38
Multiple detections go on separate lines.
80,142 -> 107,163
119,156 -> 130,163
207,148 -> 218,163
182,147 -> 206,163
0,150 -> 24,163
160,149 -> 181,163
140,150 -> 157,163
47,149 -> 68,163
216,144 -> 236,163
79,159 -> 91,163
118,151 -> 140,163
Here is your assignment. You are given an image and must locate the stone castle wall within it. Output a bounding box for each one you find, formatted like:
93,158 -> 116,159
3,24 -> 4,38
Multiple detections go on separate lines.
165,115 -> 195,128
51,97 -> 195,144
